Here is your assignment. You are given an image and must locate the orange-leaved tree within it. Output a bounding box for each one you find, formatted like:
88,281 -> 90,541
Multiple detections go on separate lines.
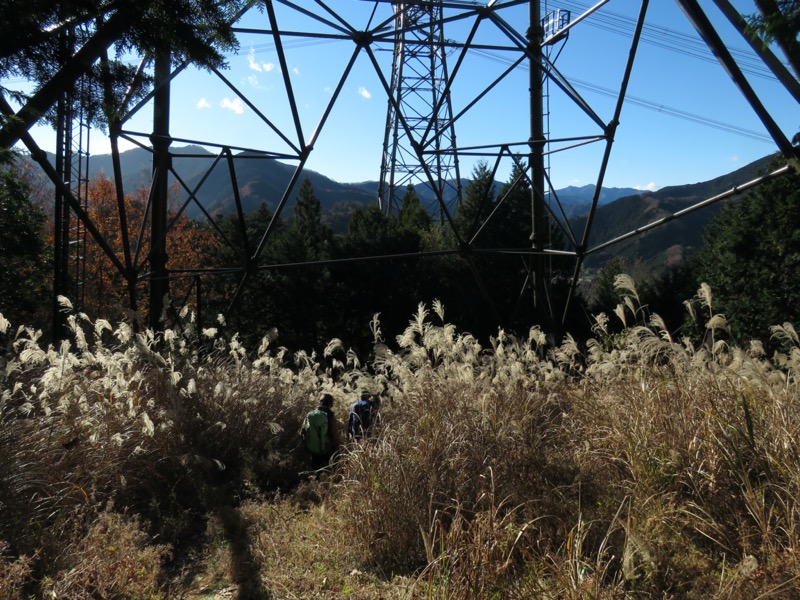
78,174 -> 218,323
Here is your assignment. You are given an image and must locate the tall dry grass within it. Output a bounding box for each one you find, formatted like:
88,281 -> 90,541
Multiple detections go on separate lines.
327,287 -> 800,598
1,281 -> 799,598
0,301 -> 341,597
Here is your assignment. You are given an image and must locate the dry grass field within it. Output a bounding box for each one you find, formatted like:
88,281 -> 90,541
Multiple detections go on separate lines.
2,279 -> 799,598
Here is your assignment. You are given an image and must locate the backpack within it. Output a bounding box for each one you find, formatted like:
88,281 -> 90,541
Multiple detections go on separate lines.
304,408 -> 330,455
348,399 -> 372,439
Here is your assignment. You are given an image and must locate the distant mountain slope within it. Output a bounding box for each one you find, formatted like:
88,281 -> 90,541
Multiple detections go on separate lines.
78,146 -> 635,228
571,154 -> 776,273
551,184 -> 642,218
84,146 -> 376,220
24,147 -> 779,265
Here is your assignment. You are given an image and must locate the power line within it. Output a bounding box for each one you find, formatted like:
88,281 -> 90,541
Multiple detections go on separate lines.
233,2 -> 780,144
568,76 -> 774,142
557,0 -> 783,81
471,47 -> 773,143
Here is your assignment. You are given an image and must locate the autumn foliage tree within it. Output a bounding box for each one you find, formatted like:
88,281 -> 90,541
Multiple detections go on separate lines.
76,175 -> 217,322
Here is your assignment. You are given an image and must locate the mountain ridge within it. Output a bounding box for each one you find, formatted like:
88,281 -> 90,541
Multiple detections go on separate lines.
26,146 -> 780,277
572,153 -> 776,273
80,145 -> 641,223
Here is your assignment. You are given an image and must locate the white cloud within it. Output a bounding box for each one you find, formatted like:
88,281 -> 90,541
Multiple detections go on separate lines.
358,86 -> 372,100
248,49 -> 262,72
293,67 -> 300,75
248,47 -> 275,73
220,97 -> 245,115
91,136 -> 137,156
248,75 -> 259,87
196,98 -> 211,109
634,182 -> 659,192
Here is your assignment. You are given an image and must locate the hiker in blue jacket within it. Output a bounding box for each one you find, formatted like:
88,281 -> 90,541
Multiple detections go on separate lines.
347,390 -> 379,441
301,393 -> 338,472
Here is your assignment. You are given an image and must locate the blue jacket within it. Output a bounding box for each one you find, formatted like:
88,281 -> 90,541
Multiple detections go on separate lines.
348,399 -> 373,439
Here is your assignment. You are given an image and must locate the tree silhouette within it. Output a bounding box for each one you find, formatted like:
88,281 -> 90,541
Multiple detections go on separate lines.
268,178 -> 335,350
397,184 -> 430,232
291,177 -> 331,259
748,0 -> 800,78
1,0 -> 247,147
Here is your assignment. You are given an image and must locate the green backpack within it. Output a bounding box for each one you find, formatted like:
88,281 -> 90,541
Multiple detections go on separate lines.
304,408 -> 330,455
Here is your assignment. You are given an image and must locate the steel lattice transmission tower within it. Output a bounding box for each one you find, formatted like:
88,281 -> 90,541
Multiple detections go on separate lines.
378,2 -> 462,219
3,1 -> 798,338
53,28 -> 92,340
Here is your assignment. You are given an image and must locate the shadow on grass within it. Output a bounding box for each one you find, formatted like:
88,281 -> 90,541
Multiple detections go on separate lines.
217,505 -> 272,600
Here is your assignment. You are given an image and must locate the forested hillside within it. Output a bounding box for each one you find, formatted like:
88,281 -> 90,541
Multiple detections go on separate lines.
10,149 -> 791,351
574,154 -> 774,273
31,146 -> 649,230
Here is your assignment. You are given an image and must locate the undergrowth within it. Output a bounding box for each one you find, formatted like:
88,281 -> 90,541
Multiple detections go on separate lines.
1,282 -> 799,598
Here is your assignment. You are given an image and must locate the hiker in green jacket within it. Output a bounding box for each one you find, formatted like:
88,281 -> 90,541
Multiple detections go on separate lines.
301,393 -> 339,472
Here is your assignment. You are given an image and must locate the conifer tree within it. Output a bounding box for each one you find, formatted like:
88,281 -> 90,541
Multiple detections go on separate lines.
695,159 -> 800,344
748,0 -> 800,78
454,161 -> 496,244
397,184 -> 430,231
496,161 -> 533,248
0,152 -> 48,326
1,0 -> 247,147
261,179 -> 335,351
291,177 -> 330,259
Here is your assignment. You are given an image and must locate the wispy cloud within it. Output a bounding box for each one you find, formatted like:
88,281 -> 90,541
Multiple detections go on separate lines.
220,98 -> 245,115
248,47 -> 275,73
358,86 -> 372,100
635,182 -> 659,192
247,75 -> 273,92
196,98 -> 211,109
293,67 -> 300,75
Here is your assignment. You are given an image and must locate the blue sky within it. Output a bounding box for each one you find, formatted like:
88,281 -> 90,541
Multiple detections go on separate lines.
6,0 -> 798,192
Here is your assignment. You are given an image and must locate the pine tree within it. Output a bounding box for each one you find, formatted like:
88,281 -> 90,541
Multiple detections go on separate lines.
254,179 -> 336,351
397,184 -> 430,231
454,161 -> 496,244
291,177 -> 330,260
748,0 -> 800,79
496,161 -> 533,248
1,0 -> 247,147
